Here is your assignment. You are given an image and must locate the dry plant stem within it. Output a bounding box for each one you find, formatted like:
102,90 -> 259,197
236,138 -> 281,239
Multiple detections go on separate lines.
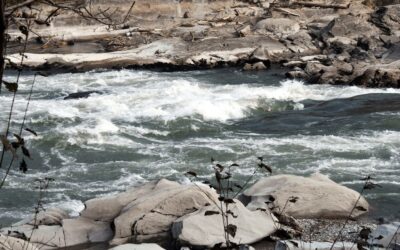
218,181 -> 229,247
386,225 -> 400,250
232,167 -> 258,199
23,179 -> 50,250
0,0 -> 6,94
19,74 -> 36,135
0,20 -> 30,187
329,189 -> 364,250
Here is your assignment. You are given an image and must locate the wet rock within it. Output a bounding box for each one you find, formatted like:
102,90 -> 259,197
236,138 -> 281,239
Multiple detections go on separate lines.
243,62 -> 267,71
243,173 -> 369,219
285,70 -> 307,79
111,180 -> 219,246
64,91 -> 102,100
171,200 -> 277,248
109,244 -> 166,250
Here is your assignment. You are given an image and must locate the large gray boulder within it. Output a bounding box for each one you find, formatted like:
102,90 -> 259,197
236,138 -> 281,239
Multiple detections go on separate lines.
110,179 -> 219,246
81,180 -> 167,222
171,199 -> 277,248
243,173 -> 369,219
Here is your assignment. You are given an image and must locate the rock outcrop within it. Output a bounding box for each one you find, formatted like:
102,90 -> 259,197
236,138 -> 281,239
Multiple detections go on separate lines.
172,199 -> 277,248
243,173 -> 369,219
0,179 -> 219,249
110,179 -> 219,246
5,0 -> 400,87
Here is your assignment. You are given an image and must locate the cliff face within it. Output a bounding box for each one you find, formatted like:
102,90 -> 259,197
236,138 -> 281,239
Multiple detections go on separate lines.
5,0 -> 400,87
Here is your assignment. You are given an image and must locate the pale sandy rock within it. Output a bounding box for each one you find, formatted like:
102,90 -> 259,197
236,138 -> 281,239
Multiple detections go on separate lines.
1,224 -> 65,249
243,173 -> 369,219
6,38 -> 185,70
239,25 -> 252,37
0,235 -> 39,250
81,181 -> 160,221
172,199 -> 277,248
62,217 -> 113,247
12,208 -> 68,227
255,18 -> 300,36
111,180 -> 219,245
109,243 -> 165,250
250,42 -> 290,62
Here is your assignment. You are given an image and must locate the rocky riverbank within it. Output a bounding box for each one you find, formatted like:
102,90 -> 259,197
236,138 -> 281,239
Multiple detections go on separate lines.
1,174 -> 398,250
5,0 -> 400,88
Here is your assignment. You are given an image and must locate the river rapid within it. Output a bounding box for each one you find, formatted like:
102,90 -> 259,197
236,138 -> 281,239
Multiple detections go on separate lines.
1,68 -> 399,225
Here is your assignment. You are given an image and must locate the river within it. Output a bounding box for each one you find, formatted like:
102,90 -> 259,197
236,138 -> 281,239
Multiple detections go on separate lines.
0,68 -> 399,225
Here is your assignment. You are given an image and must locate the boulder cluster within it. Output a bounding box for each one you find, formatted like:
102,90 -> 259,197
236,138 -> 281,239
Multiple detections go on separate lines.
0,174 -> 384,250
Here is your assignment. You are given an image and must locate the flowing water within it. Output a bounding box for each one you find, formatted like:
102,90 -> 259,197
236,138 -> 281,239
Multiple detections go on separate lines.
1,68 -> 400,225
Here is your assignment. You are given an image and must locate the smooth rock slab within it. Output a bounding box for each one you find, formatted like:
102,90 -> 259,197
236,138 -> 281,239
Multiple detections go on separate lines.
111,179 -> 219,245
171,199 -> 277,248
109,243 -> 165,250
243,173 -> 369,219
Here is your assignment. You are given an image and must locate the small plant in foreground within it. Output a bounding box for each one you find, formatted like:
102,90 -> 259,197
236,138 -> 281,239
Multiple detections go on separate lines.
330,175 -> 382,250
186,157 -> 272,249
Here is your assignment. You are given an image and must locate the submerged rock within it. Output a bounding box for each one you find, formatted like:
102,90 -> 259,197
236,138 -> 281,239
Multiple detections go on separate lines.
64,91 -> 102,100
171,199 -> 277,248
243,173 -> 369,219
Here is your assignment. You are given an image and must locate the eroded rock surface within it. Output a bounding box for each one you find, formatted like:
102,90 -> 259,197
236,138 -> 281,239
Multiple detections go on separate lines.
172,199 -> 277,248
243,173 -> 369,219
